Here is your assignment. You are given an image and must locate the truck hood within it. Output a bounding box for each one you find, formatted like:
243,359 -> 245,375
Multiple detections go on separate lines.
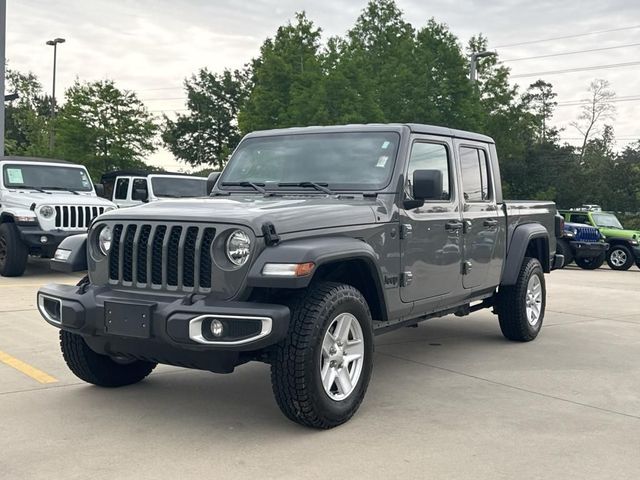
99,195 -> 379,235
7,190 -> 114,207
599,227 -> 640,240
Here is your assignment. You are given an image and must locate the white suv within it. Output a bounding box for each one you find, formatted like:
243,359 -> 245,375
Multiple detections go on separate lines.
0,157 -> 116,276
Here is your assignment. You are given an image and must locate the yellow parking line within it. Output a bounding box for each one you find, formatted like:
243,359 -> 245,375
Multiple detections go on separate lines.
0,350 -> 58,384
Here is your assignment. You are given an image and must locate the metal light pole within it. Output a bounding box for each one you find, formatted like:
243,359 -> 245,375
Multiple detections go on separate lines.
0,0 -> 6,156
46,37 -> 65,151
469,50 -> 497,83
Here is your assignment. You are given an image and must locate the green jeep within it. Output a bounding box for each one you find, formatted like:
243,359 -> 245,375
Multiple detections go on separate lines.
559,210 -> 640,270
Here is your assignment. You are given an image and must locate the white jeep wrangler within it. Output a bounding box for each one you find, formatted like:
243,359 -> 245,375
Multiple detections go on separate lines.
0,157 -> 116,277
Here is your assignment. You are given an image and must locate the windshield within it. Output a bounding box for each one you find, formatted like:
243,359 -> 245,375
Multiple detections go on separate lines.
2,164 -> 93,192
592,213 -> 624,229
220,132 -> 401,191
150,177 -> 208,198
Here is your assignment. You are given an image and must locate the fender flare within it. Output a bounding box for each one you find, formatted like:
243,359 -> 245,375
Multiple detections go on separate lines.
246,235 -> 386,298
50,234 -> 88,273
501,223 -> 550,286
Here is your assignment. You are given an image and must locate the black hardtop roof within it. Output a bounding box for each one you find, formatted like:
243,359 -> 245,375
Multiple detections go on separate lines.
100,170 -> 202,182
0,155 -> 75,165
243,123 -> 494,144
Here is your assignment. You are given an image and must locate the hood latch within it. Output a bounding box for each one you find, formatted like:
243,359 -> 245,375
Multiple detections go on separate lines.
262,222 -> 280,246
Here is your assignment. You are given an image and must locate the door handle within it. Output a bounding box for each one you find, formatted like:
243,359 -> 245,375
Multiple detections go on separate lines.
445,221 -> 464,231
483,219 -> 498,228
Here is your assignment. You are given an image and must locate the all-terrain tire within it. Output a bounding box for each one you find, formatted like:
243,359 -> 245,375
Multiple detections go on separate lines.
270,282 -> 374,429
606,245 -> 634,271
496,257 -> 545,342
0,223 -> 28,277
556,239 -> 573,267
575,254 -> 605,270
60,330 -> 156,387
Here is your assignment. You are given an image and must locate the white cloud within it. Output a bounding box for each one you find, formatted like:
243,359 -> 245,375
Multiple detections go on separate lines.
6,0 -> 640,171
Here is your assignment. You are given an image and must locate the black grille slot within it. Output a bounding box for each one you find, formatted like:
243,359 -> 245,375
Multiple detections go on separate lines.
199,228 -> 215,289
107,223 -> 216,292
167,227 -> 183,286
54,207 -> 61,227
122,225 -> 137,282
136,225 -> 152,284
151,226 -> 167,285
109,224 -> 124,280
183,227 -> 199,288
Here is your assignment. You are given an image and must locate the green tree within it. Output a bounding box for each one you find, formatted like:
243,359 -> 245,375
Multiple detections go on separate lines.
55,80 -> 157,178
162,68 -> 249,169
238,12 -> 327,132
522,79 -> 558,143
4,68 -> 50,155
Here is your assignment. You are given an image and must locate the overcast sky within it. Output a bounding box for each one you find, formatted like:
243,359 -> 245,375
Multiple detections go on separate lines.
7,0 -> 640,171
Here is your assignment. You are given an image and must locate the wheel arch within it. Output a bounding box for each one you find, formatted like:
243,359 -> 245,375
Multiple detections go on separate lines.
246,236 -> 388,321
502,223 -> 550,286
0,213 -> 15,223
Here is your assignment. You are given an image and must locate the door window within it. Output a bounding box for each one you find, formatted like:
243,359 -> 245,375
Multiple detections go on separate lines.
460,147 -> 491,202
114,178 -> 130,200
406,142 -> 451,200
132,178 -> 149,201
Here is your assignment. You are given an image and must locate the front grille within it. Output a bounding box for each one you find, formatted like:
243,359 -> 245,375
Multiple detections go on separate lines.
575,226 -> 600,242
109,223 -> 216,292
54,205 -> 106,230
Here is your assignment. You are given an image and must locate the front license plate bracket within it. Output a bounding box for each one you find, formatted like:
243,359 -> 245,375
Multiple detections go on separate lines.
104,301 -> 154,338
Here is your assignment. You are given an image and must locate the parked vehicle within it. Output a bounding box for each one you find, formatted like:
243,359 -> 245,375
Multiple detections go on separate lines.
37,124 -> 562,428
100,171 -> 209,208
556,222 -> 608,269
560,209 -> 640,270
0,157 -> 115,277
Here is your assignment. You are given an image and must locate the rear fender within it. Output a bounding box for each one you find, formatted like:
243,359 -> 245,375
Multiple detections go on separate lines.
501,224 -> 550,286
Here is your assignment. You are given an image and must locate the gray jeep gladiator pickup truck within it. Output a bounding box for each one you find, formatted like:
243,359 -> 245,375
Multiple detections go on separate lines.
37,124 -> 562,429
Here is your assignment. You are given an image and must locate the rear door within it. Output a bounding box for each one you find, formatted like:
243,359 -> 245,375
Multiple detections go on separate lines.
113,177 -> 131,208
456,142 -> 501,289
400,135 -> 463,303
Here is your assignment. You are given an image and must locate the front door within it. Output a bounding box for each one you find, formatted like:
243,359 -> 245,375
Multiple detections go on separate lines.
400,137 -> 463,303
457,143 -> 500,289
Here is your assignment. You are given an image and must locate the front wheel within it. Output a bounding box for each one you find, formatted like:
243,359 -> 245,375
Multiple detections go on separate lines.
575,253 -> 605,270
0,223 -> 28,277
270,282 -> 374,429
496,257 -> 545,342
606,245 -> 634,270
60,331 -> 156,387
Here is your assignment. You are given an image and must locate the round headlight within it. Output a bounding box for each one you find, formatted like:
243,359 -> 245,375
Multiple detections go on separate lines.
226,230 -> 251,266
97,225 -> 112,256
40,205 -> 55,219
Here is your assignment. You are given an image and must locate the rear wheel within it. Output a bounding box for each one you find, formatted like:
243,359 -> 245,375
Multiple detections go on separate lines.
575,254 -> 605,270
270,282 -> 374,429
556,239 -> 573,267
606,245 -> 634,270
60,330 -> 156,387
0,223 -> 28,277
496,257 -> 545,342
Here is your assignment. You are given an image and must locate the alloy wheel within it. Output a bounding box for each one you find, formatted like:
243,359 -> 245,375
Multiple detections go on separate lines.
319,312 -> 365,401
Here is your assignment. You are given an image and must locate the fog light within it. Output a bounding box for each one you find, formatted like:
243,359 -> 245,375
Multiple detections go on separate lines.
40,236 -> 48,244
54,249 -> 71,261
210,319 -> 224,337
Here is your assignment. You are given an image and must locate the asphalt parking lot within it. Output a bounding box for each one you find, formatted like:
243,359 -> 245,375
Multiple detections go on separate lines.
1,261 -> 639,479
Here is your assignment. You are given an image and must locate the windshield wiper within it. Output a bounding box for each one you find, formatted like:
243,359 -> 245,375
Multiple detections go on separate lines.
43,187 -> 80,195
222,181 -> 268,194
19,185 -> 51,194
278,182 -> 334,195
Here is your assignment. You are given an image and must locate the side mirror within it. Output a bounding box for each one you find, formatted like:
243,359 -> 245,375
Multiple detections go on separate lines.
94,183 -> 105,198
403,169 -> 443,210
207,172 -> 221,194
132,188 -> 149,202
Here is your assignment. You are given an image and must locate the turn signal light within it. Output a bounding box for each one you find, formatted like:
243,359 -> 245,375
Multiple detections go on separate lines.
262,262 -> 315,277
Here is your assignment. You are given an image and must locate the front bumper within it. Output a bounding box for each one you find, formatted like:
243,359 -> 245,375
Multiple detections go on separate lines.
17,225 -> 80,249
37,284 -> 290,373
569,241 -> 609,258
